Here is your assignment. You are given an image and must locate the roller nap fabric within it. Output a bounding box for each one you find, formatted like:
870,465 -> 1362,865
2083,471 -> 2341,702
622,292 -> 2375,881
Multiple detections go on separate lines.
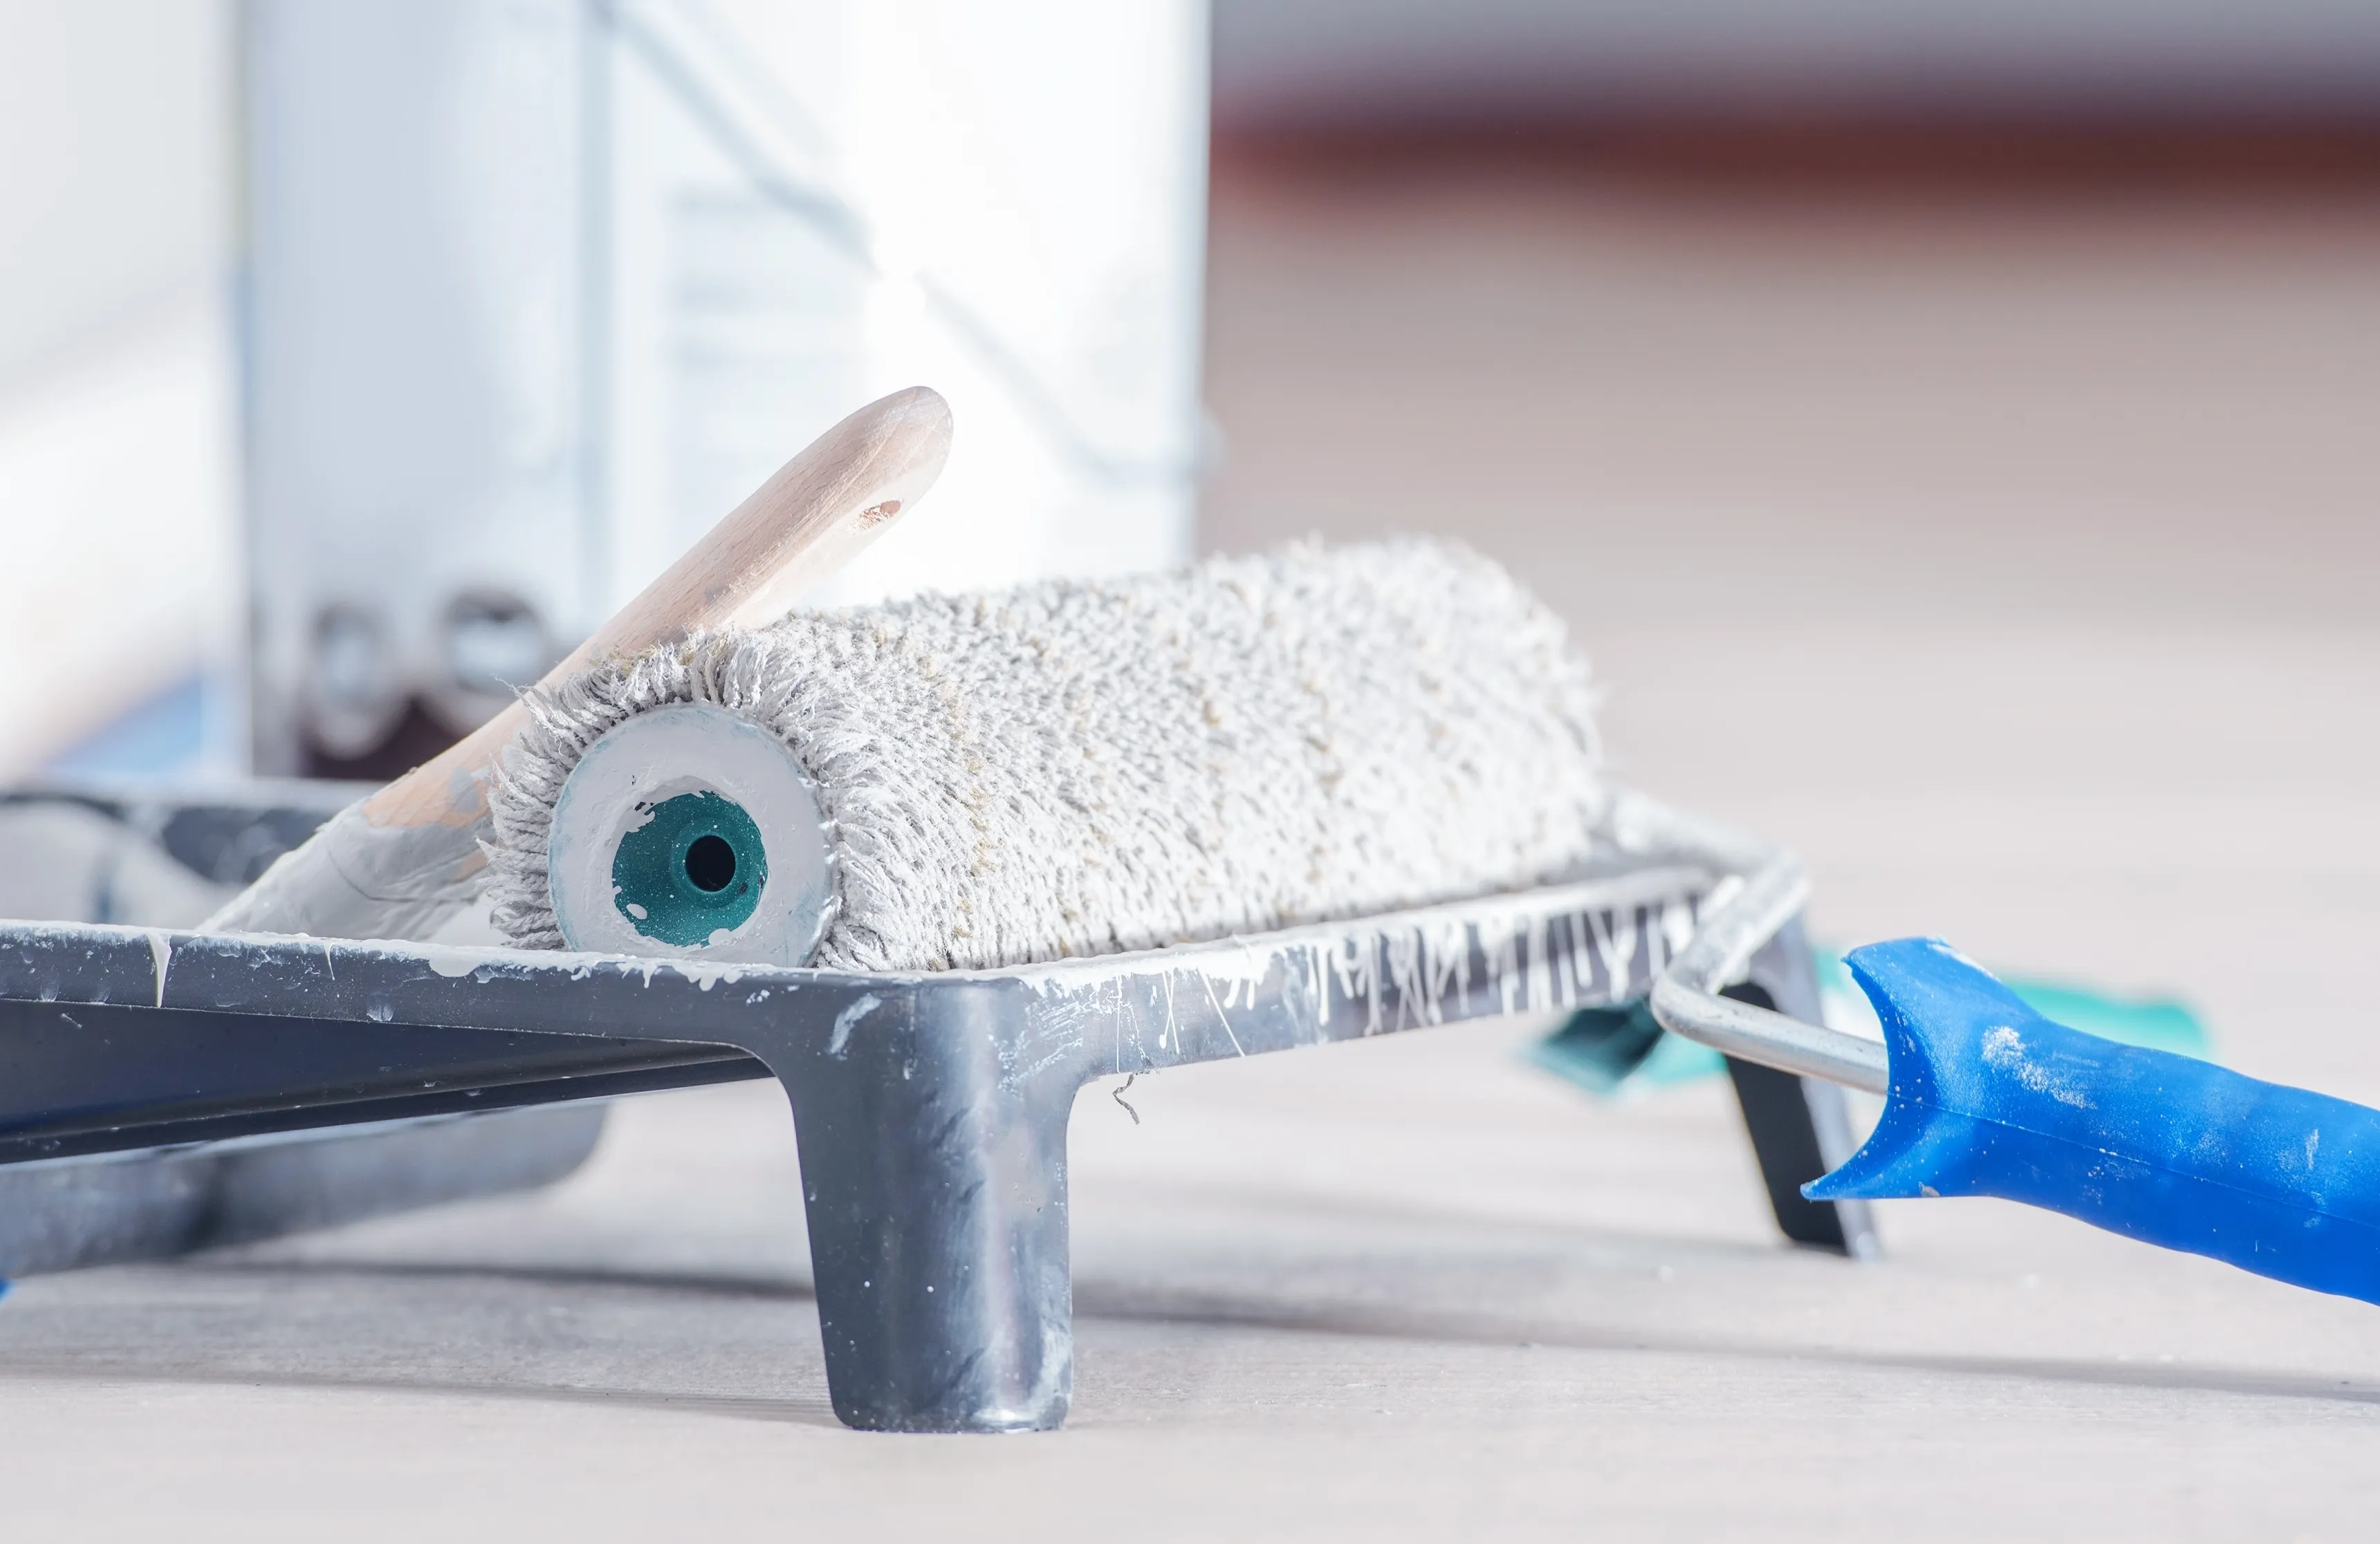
483,538 -> 1607,971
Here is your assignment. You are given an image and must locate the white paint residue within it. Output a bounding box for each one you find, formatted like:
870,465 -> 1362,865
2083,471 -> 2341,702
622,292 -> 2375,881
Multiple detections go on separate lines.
1925,938 -> 1989,974
416,943 -> 498,980
1194,971 -> 1248,1056
1980,1024 -> 2094,1110
1384,926 -> 1426,1030
1204,938 -> 1272,1012
2307,1129 -> 2321,1169
1661,898 -> 1695,960
1324,935 -> 1365,1029
1428,917 -> 1471,1010
993,870 -> 1695,993
1528,912 -> 1553,1012
1479,913 -> 1524,1016
1695,875 -> 1745,922
978,874 -> 1700,1070
145,929 -> 171,1008
828,993 -> 881,1059
1304,940 -> 1331,1034
1562,911 -> 1593,1000
665,957 -> 749,992
1589,907 -> 1639,999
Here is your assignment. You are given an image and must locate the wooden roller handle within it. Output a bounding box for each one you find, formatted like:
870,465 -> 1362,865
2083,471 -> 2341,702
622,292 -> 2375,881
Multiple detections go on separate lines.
207,387 -> 953,940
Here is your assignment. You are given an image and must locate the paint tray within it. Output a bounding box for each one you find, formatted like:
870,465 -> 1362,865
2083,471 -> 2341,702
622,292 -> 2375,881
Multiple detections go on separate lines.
0,785 -> 1861,1431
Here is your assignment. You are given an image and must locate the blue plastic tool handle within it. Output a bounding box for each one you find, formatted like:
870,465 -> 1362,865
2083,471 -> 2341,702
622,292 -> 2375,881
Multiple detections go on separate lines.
1806,938 -> 2380,1305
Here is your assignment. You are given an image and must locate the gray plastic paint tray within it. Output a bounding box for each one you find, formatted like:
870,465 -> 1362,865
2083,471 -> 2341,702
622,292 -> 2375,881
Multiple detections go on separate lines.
0,792 -> 1865,1432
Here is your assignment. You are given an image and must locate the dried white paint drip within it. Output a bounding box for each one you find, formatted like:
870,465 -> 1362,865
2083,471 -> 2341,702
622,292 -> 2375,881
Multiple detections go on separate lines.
1562,911 -> 1592,1001
1577,911 -> 1608,1000
1661,899 -> 1696,960
1589,907 -> 1638,998
661,958 -> 750,993
1421,918 -> 1469,1023
145,930 -> 171,1008
1194,970 -> 1248,1056
1303,940 -> 1331,1035
1383,927 -> 1424,1030
1214,939 -> 1271,1011
1484,913 -> 1526,1017
1529,912 -> 1554,1011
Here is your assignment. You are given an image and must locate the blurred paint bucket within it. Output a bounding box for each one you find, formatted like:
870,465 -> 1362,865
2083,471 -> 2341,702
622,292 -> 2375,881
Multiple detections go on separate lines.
241,0 -> 1209,776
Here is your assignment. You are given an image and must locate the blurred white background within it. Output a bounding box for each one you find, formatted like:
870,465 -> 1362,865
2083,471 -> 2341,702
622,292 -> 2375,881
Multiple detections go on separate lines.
6,0 -> 2379,778
0,0 -> 1210,781
0,1 -> 237,776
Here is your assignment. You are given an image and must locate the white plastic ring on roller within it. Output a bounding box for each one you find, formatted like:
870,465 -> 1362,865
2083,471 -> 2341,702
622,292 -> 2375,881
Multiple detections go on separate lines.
546,704 -> 833,964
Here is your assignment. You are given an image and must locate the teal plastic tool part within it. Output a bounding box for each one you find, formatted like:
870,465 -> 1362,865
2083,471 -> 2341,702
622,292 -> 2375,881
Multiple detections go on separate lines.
1808,938 -> 2380,1306
1530,1000 -> 1724,1094
610,791 -> 768,947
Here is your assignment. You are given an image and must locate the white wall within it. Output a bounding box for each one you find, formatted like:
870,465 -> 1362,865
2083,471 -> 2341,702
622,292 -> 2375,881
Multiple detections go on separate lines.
0,1 -> 238,774
0,0 -> 230,394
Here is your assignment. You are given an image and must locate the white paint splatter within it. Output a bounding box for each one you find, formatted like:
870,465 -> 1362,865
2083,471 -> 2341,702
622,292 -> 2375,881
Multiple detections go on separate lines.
995,869 -> 1699,1069
828,993 -> 881,1059
1980,1024 -> 2094,1109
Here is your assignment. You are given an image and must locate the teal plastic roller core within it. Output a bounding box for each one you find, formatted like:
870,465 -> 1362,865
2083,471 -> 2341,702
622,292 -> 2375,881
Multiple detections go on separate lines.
607,790 -> 769,947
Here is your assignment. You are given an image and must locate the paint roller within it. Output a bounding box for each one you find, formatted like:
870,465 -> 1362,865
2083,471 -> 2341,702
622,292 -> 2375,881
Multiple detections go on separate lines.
488,531 -> 2380,1316
481,537 -> 1612,970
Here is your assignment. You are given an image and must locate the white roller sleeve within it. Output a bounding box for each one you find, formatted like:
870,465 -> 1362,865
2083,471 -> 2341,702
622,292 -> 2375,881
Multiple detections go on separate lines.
485,539 -> 1607,971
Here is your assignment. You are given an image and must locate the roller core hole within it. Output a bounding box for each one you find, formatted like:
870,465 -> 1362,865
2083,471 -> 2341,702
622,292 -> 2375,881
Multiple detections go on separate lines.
684,834 -> 737,892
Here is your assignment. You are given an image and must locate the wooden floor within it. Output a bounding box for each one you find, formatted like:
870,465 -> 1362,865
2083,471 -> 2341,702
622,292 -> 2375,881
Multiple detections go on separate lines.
8,151 -> 2380,1538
